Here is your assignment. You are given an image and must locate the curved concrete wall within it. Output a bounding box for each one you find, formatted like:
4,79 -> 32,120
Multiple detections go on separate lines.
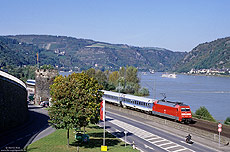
0,70 -> 28,131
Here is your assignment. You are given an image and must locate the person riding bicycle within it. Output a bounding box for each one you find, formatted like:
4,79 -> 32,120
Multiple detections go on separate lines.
186,134 -> 192,142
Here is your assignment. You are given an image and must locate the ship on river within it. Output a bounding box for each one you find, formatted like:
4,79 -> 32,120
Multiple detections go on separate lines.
161,73 -> 177,78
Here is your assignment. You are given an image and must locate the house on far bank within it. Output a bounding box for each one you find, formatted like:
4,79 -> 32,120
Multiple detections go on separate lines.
188,68 -> 230,75
26,79 -> 35,101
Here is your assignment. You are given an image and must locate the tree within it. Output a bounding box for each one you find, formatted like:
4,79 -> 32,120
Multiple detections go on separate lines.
194,106 -> 216,122
40,64 -> 54,70
126,66 -> 139,84
224,117 -> 230,125
48,72 -> 103,146
119,66 -> 126,78
95,70 -> 107,85
85,68 -> 96,78
109,71 -> 119,85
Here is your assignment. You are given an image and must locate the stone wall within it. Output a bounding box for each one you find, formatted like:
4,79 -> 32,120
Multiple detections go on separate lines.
0,72 -> 28,131
35,69 -> 58,104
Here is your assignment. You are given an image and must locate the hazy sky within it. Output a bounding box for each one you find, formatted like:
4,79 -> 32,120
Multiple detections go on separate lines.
1,0 -> 230,52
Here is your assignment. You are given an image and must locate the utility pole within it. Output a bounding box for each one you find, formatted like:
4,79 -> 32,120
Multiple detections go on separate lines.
36,52 -> 39,68
118,82 -> 120,103
154,76 -> 156,99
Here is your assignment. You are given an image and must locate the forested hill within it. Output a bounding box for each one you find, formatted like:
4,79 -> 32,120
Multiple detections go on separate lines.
0,36 -> 60,69
4,35 -> 186,71
175,37 -> 230,72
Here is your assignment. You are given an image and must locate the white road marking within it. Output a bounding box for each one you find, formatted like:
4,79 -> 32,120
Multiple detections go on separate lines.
157,141 -> 172,146
107,116 -> 195,152
164,145 -> 180,150
173,148 -> 188,152
151,139 -> 167,144
144,144 -> 155,150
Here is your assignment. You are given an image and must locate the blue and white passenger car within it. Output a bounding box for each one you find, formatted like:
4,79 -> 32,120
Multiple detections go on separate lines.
102,90 -> 155,113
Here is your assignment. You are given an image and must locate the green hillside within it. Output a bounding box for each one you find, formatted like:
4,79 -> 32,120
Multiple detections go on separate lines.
2,35 -> 230,75
175,37 -> 230,72
0,36 -> 61,74
5,35 -> 186,71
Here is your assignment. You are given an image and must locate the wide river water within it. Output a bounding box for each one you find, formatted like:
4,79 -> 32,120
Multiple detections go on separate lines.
140,72 -> 230,121
60,71 -> 230,121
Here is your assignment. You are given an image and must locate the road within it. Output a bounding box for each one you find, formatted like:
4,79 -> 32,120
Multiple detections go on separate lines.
0,104 -> 55,151
100,109 -> 220,152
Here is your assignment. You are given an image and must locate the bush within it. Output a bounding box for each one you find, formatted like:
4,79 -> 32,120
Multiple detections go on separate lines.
224,117 -> 230,125
194,106 -> 216,122
40,64 -> 54,70
135,88 -> 149,96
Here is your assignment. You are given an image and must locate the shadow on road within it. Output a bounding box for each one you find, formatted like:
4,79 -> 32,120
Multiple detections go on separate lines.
0,105 -> 51,151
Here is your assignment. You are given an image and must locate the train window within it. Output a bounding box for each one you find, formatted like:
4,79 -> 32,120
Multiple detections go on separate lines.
186,108 -> 190,111
181,108 -> 186,112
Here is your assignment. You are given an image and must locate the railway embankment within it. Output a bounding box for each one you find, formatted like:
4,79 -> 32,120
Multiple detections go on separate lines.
106,103 -> 230,150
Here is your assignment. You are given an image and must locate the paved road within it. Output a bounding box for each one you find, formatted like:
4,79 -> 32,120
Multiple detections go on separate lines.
0,104 -> 55,151
100,110 -> 220,152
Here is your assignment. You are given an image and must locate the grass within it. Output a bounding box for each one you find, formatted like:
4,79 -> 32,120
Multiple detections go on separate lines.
26,124 -> 138,152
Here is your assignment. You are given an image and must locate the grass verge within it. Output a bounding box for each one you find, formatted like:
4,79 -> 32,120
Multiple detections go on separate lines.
26,124 -> 138,152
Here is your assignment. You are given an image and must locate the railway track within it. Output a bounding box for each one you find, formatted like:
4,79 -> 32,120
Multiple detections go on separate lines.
190,118 -> 230,138
106,103 -> 230,140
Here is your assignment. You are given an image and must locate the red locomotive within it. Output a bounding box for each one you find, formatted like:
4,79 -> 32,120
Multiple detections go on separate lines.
152,99 -> 192,123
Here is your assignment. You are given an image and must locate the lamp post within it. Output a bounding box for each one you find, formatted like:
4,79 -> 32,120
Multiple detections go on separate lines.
103,99 -> 106,146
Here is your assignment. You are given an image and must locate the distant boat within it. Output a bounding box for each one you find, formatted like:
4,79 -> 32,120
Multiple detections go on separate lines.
142,72 -> 147,75
149,69 -> 155,74
162,73 -> 177,78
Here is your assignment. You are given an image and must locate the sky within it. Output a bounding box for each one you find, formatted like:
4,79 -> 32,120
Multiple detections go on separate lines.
1,0 -> 230,52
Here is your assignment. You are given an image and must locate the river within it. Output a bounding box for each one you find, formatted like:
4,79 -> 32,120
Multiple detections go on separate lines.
140,72 -> 230,121
60,71 -> 230,121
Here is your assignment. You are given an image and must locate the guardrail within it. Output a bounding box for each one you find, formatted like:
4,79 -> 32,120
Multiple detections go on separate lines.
0,70 -> 26,89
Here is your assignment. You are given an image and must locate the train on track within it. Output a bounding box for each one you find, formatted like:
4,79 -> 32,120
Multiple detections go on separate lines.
102,90 -> 192,123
